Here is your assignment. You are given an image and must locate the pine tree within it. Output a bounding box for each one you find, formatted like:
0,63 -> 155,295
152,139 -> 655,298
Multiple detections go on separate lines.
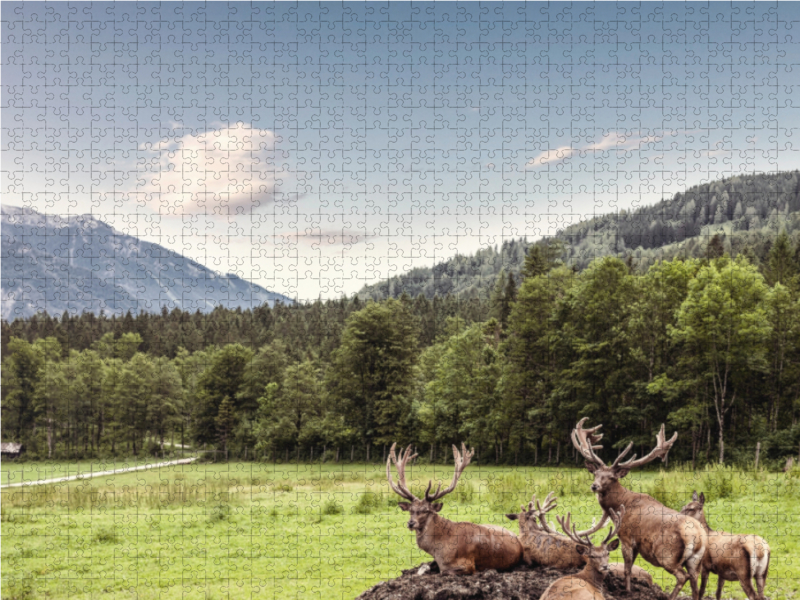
767,230 -> 797,285
216,396 -> 235,461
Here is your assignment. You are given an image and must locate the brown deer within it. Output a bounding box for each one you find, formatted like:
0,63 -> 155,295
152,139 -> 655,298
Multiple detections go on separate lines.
571,418 -> 707,600
386,442 -> 522,574
506,492 -> 653,584
680,491 -> 770,600
539,506 -> 625,600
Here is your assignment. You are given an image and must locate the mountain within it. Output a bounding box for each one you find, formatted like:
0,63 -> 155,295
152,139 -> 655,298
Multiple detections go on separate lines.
359,170 -> 800,300
1,206 -> 293,321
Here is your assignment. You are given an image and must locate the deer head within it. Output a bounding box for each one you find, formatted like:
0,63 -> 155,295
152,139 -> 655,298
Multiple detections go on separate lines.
679,491 -> 709,529
386,442 -> 474,532
558,506 -> 625,574
571,418 -> 677,497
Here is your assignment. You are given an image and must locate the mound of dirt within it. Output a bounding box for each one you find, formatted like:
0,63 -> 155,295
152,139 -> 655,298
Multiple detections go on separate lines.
357,562 -> 672,600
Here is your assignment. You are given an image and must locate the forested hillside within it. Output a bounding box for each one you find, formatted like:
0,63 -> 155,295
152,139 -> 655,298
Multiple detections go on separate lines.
359,171 -> 800,301
4,229 -> 800,468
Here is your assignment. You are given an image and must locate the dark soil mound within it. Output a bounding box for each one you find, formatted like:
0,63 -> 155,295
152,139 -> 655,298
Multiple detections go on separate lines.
357,562 -> 672,600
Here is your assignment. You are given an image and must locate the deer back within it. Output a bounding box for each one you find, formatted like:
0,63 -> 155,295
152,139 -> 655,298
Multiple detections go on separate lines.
540,574 -> 605,600
421,516 -> 522,572
704,530 -> 770,581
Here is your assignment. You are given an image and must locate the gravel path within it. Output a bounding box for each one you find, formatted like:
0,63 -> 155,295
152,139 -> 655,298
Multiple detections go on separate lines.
1,457 -> 198,488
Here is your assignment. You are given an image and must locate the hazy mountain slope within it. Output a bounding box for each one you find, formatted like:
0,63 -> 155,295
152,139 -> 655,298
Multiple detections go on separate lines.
359,171 -> 800,301
1,206 -> 293,321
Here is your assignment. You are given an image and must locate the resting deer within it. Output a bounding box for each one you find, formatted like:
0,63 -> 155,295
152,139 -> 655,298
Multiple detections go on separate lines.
680,491 -> 770,600
539,506 -> 625,600
571,419 -> 707,600
506,492 -> 652,584
387,442 -> 522,574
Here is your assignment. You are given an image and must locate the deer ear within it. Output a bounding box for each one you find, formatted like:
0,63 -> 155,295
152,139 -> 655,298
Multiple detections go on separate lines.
607,539 -> 620,552
398,502 -> 412,511
585,462 -> 599,473
613,467 -> 630,479
576,545 -> 588,556
432,503 -> 443,513
692,491 -> 699,502
699,492 -> 705,505
506,513 -> 519,521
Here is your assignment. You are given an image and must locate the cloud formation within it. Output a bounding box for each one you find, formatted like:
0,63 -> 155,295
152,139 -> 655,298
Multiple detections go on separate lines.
136,124 -> 283,214
526,132 -> 660,168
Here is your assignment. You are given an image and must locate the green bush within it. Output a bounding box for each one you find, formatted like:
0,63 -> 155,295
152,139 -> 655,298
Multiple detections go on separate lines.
322,499 -> 343,515
93,526 -> 118,544
353,492 -> 381,514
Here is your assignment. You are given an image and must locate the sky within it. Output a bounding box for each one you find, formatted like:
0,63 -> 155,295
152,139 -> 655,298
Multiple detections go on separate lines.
3,2 -> 800,301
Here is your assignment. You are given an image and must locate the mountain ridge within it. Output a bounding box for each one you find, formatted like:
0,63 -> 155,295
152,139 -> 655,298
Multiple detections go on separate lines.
1,206 -> 293,321
358,170 -> 800,301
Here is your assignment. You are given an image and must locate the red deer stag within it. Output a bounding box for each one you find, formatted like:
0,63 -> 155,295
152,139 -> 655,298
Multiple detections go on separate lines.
539,506 -> 625,600
386,442 -> 522,574
680,491 -> 770,600
571,418 -> 707,600
506,492 -> 652,584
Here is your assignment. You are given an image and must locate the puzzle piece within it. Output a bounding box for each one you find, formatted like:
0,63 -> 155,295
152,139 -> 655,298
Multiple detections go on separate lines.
3,3 -> 800,600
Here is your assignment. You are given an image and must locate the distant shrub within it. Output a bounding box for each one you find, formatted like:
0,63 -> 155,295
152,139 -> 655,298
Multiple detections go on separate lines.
353,492 -> 381,514
93,526 -> 118,544
323,499 -> 343,515
208,504 -> 231,523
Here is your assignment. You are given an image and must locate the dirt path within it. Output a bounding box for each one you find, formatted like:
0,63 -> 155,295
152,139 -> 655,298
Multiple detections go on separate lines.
0,457 -> 198,488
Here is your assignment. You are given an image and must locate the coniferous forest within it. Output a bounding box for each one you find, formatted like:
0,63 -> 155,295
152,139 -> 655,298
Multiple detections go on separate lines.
4,228 -> 800,468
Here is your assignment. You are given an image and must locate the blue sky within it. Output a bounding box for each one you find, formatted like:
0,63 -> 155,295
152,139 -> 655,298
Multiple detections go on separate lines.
3,2 -> 800,301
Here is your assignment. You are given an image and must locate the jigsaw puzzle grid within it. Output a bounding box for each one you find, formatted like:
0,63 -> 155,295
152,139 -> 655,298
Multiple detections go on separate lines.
2,2 -> 800,600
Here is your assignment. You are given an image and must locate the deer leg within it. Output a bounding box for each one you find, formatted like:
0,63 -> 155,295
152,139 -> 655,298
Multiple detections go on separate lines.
667,566 -> 689,600
755,573 -> 767,600
698,567 -> 709,600
715,575 -> 725,600
737,574 -> 759,600
622,544 -> 637,592
441,559 -> 475,575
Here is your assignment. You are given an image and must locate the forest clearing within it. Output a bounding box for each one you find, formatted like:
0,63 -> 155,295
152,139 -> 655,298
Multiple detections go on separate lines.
2,461 -> 798,600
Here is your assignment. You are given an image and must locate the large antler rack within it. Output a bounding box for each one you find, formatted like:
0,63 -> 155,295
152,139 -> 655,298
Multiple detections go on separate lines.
611,424 -> 678,470
386,443 -> 420,502
558,506 -> 625,548
425,443 -> 475,502
527,492 -> 559,534
571,417 -> 607,468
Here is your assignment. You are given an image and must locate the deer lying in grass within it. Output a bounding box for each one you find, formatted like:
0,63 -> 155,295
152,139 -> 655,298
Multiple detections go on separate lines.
539,506 -> 625,600
506,492 -> 652,584
571,418 -> 707,600
387,442 -> 522,574
680,491 -> 770,600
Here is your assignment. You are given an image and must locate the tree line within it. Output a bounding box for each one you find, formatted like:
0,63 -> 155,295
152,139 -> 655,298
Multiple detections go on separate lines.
3,232 -> 800,467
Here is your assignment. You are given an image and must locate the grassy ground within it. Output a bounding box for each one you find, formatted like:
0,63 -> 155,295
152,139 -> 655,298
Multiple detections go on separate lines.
1,461 -> 798,600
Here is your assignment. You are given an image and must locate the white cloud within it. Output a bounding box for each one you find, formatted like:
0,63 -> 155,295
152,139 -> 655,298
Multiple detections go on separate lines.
525,132 -> 661,169
136,123 -> 284,214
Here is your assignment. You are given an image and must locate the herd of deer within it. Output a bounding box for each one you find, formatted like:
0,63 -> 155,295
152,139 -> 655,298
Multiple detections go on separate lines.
386,419 -> 771,600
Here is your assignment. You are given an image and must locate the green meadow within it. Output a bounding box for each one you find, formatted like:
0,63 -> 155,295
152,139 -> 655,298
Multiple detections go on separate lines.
2,461 -> 798,600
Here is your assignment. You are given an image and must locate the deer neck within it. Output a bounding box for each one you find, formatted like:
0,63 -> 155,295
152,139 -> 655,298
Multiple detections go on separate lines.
697,513 -> 713,532
597,479 -> 629,513
577,563 -> 606,591
415,512 -> 447,555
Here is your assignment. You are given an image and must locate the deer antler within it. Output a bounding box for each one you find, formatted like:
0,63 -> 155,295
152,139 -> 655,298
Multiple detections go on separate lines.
558,506 -> 624,548
529,492 -> 560,534
386,443 -> 419,502
425,442 -> 474,502
557,511 -> 595,548
612,424 -> 678,470
571,418 -> 607,468
601,506 -> 625,546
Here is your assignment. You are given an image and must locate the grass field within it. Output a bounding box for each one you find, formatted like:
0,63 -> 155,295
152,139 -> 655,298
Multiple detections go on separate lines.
2,460 -> 798,600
